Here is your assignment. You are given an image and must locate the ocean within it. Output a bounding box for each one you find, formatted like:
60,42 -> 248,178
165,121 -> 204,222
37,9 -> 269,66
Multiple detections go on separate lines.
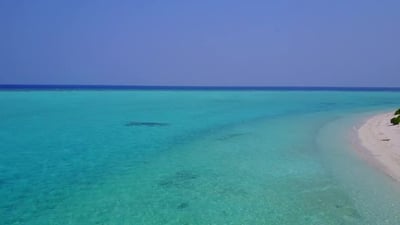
1,88 -> 400,224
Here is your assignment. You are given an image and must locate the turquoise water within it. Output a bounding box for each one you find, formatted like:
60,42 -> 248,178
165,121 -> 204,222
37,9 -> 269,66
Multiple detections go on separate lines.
1,90 -> 400,224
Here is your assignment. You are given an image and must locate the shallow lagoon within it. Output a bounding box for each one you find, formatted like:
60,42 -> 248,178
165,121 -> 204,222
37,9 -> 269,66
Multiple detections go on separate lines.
1,90 -> 400,224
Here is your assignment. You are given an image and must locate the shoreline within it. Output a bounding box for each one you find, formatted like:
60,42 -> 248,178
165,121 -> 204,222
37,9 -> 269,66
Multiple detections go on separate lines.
355,112 -> 400,182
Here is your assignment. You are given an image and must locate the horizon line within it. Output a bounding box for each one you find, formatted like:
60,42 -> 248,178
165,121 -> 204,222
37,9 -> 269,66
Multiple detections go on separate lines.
1,84 -> 400,91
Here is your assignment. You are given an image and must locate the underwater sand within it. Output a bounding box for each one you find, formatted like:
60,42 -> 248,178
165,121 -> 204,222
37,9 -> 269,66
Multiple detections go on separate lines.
1,90 -> 400,224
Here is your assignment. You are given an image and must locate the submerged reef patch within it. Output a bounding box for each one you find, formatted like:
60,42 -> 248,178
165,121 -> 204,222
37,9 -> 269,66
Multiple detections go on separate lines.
125,121 -> 169,127
158,170 -> 198,188
216,132 -> 248,141
177,202 -> 189,209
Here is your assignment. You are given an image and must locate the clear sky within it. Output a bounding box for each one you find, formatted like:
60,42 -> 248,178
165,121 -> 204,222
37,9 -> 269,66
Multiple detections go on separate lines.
1,0 -> 399,87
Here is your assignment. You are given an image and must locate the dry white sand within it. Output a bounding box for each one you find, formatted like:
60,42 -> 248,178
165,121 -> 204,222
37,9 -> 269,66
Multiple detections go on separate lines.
357,112 -> 400,182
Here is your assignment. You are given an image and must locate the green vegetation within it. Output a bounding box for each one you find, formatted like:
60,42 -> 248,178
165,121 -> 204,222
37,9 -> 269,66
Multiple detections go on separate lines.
391,116 -> 400,125
390,108 -> 400,125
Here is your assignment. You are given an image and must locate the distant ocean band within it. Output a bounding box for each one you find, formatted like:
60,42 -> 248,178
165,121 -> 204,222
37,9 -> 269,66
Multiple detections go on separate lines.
1,84 -> 400,91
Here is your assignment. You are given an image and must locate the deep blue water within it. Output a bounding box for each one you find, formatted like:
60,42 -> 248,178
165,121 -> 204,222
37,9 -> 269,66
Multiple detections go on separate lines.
1,84 -> 400,91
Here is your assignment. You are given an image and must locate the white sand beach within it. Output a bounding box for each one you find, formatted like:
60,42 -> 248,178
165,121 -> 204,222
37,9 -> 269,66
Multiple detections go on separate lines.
357,112 -> 400,182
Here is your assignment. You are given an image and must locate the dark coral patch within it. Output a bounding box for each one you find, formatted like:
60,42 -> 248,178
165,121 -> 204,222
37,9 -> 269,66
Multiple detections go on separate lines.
177,202 -> 189,209
216,132 -> 247,141
158,170 -> 198,188
125,121 -> 169,127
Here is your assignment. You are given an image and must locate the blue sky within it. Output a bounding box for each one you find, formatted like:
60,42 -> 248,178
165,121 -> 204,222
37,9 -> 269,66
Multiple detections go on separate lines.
1,0 -> 399,86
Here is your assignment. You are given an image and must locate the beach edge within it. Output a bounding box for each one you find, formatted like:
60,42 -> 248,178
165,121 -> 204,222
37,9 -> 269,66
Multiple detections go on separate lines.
353,112 -> 400,182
